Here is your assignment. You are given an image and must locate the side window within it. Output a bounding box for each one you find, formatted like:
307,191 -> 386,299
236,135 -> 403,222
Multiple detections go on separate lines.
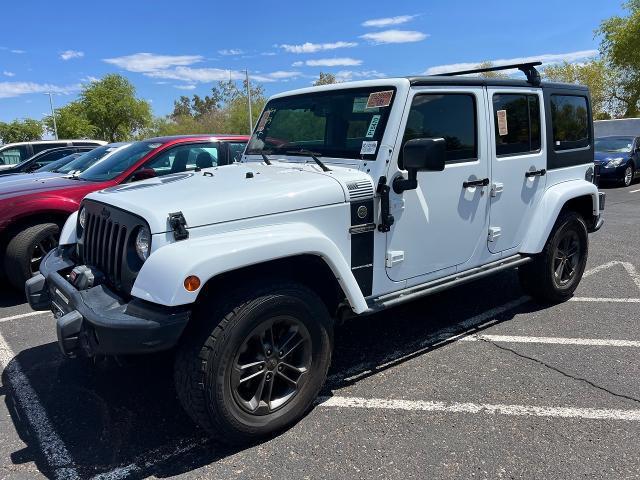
143,143 -> 219,176
492,94 -> 541,156
401,93 -> 477,167
0,147 -> 28,165
37,149 -> 74,165
551,95 -> 589,151
32,143 -> 67,154
228,142 -> 246,163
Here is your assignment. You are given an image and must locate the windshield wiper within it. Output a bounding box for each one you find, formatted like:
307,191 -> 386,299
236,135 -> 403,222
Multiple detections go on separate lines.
261,152 -> 272,165
284,149 -> 331,172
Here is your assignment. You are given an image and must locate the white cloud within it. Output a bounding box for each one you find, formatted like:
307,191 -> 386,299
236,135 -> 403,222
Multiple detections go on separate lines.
251,71 -> 302,83
0,82 -> 80,99
361,30 -> 427,44
303,58 -> 363,67
146,66 -> 242,82
280,41 -> 358,53
362,15 -> 416,27
292,61 -> 304,67
218,49 -> 245,56
174,84 -> 197,90
334,70 -> 386,82
11,49 -> 25,54
80,75 -> 98,83
3,71 -> 15,77
103,52 -> 204,73
60,50 -> 84,60
261,52 -> 277,56
423,50 -> 599,75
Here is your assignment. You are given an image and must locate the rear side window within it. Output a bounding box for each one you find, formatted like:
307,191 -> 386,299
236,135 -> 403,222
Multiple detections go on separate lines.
143,143 -> 219,176
401,93 -> 477,166
228,142 -> 247,163
32,142 -> 67,154
493,94 -> 541,156
551,95 -> 589,151
0,146 -> 28,165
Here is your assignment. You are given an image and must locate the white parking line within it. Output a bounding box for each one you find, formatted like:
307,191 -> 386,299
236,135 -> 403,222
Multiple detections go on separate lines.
583,260 -> 640,292
570,297 -> 640,303
0,332 -> 79,480
462,334 -> 640,348
318,396 -> 640,421
0,311 -> 50,323
629,188 -> 640,193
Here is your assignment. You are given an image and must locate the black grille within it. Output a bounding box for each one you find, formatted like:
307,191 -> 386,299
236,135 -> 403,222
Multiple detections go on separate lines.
78,200 -> 147,294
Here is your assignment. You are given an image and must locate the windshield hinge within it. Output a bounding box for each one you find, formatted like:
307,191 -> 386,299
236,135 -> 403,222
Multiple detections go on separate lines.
376,176 -> 395,232
168,212 -> 189,241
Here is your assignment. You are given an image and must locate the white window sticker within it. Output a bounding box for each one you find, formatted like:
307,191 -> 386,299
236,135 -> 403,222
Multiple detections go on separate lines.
256,109 -> 273,132
360,141 -> 378,155
366,115 -> 381,138
496,109 -> 508,136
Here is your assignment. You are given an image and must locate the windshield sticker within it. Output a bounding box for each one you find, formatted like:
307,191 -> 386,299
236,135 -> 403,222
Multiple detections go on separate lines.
366,90 -> 393,109
256,110 -> 273,132
360,141 -> 378,155
496,110 -> 508,136
366,115 -> 381,138
353,97 -> 368,113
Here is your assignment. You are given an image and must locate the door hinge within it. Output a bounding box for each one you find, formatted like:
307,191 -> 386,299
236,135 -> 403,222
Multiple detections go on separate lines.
488,227 -> 502,242
490,182 -> 504,197
386,250 -> 404,268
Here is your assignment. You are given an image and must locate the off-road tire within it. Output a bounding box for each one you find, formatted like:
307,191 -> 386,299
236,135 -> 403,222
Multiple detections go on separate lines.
174,281 -> 333,445
519,210 -> 588,304
4,222 -> 59,291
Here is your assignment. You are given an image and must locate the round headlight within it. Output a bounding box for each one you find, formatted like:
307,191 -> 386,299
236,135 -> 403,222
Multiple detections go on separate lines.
78,207 -> 87,229
135,227 -> 151,261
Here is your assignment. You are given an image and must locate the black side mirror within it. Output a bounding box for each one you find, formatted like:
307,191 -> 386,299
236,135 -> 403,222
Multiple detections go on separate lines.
394,138 -> 446,193
131,168 -> 157,182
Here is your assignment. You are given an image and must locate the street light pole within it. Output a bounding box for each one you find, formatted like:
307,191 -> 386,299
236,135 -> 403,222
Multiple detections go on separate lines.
46,92 -> 58,140
245,69 -> 253,135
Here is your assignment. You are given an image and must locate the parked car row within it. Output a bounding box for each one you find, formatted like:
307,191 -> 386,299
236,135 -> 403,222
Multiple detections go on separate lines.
0,135 -> 249,289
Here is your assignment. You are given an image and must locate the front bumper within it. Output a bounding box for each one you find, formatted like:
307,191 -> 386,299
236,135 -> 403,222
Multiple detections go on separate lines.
25,246 -> 190,357
596,162 -> 629,181
590,191 -> 606,233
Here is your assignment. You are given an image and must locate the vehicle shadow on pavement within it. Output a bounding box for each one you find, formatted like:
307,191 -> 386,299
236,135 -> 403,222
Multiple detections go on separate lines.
2,270 -> 542,479
0,283 -> 26,308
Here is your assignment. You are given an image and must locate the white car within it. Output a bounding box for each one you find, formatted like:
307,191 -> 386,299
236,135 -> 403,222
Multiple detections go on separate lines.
0,139 -> 106,170
28,62 -> 604,445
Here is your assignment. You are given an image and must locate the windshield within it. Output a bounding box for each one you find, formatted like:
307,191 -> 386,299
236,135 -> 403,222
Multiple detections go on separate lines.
36,153 -> 80,172
246,87 -> 396,160
595,137 -> 634,153
51,144 -> 126,175
78,142 -> 158,181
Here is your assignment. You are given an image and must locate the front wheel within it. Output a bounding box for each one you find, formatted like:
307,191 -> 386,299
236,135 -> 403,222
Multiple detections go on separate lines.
622,165 -> 634,187
519,211 -> 588,303
174,282 -> 332,445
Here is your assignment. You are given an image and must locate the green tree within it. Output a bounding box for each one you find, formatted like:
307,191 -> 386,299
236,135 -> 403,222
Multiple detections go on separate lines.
476,61 -> 509,79
543,60 -> 616,119
80,74 -> 152,141
44,101 -> 96,138
0,119 -> 43,143
598,1 -> 640,117
313,72 -> 338,86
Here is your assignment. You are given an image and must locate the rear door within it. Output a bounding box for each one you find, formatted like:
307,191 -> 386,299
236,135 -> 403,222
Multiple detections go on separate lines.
487,87 -> 546,253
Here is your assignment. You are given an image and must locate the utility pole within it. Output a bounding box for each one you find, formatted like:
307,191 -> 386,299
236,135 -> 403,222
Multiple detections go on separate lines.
245,69 -> 253,135
45,92 -> 58,140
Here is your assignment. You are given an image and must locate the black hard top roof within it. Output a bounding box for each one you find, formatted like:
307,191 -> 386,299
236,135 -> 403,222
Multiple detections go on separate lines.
406,76 -> 588,90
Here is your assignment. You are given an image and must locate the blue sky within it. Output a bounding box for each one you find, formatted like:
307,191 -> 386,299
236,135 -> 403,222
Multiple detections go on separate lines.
0,0 -> 624,124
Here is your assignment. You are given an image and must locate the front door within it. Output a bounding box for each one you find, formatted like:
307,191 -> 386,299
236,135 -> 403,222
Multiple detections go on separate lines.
487,87 -> 546,253
386,87 -> 490,282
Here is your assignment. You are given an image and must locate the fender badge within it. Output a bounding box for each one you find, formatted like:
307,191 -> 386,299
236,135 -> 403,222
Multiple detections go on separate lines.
357,205 -> 368,219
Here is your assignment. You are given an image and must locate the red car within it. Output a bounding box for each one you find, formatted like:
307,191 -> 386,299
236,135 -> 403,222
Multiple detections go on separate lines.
0,134 -> 249,290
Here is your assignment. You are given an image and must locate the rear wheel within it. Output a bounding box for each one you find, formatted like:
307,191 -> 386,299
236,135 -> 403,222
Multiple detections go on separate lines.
519,211 -> 588,303
4,223 -> 59,291
174,281 -> 332,445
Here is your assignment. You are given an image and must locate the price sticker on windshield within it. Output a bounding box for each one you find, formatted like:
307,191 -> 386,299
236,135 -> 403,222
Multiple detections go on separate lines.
256,110 -> 273,132
366,90 -> 393,109
360,141 -> 378,155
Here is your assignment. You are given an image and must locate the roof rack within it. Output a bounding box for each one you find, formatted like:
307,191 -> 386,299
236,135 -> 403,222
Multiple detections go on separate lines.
433,61 -> 542,86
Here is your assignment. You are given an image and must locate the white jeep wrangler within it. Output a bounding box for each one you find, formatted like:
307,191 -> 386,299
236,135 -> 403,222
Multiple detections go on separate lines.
27,62 -> 604,444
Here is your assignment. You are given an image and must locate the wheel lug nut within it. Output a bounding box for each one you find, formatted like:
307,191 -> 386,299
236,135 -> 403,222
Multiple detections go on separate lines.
266,349 -> 272,356
279,351 -> 284,357
258,365 -> 263,370
266,373 -> 272,380
278,365 -> 283,371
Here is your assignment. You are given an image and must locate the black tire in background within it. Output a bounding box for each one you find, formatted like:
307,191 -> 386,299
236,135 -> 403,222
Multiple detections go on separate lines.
174,281 -> 333,445
519,210 -> 588,304
4,222 -> 59,291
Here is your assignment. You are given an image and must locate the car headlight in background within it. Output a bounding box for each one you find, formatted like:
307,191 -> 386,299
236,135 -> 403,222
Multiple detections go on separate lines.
605,157 -> 625,168
135,226 -> 151,261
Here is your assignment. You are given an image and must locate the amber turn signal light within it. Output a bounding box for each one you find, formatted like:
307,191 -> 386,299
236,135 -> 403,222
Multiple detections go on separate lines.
184,275 -> 201,292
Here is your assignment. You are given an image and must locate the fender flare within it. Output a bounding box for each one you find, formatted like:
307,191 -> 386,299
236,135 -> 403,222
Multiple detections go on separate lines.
59,211 -> 78,245
520,180 -> 598,254
132,222 -> 369,314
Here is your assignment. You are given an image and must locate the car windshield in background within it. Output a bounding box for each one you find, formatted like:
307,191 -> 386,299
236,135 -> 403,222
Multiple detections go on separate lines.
246,87 -> 396,159
36,153 -> 81,172
51,144 -> 126,175
595,137 -> 634,153
78,142 -> 158,181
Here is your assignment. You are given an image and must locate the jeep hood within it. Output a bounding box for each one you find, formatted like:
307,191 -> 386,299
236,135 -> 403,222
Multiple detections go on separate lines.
89,163 -> 371,233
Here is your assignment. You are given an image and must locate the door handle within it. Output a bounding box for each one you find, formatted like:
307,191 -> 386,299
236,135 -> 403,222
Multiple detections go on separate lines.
463,178 -> 490,188
525,169 -> 546,178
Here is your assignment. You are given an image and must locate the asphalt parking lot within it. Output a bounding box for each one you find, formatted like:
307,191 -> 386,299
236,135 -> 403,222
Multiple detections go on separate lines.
0,182 -> 639,479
